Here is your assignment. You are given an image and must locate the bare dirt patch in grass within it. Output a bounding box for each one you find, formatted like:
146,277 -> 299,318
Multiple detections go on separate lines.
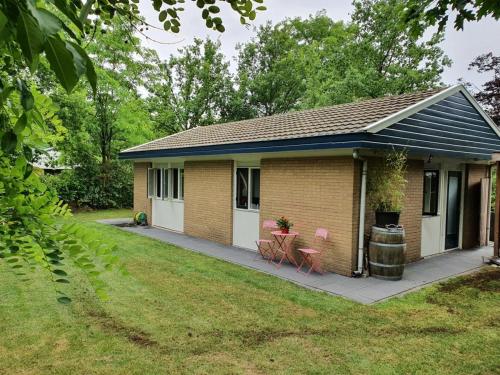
437,268 -> 500,293
86,309 -> 158,348
231,327 -> 336,347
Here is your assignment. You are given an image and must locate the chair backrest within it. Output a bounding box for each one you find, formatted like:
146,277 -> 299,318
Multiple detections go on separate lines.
315,228 -> 328,240
262,220 -> 278,230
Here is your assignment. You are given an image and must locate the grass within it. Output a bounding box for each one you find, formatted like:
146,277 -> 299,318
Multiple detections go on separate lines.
0,210 -> 499,374
71,208 -> 132,222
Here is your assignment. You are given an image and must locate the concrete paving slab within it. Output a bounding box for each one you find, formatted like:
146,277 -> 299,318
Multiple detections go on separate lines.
98,218 -> 492,304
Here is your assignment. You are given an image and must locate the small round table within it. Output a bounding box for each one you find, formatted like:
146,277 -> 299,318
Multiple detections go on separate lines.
271,231 -> 300,268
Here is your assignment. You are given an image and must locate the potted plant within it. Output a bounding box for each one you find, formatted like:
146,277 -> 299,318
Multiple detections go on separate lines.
276,216 -> 293,234
367,149 -> 408,227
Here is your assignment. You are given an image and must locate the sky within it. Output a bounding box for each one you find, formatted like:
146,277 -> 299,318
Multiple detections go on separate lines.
137,0 -> 500,90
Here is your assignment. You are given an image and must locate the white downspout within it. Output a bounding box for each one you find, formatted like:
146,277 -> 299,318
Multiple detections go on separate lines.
356,158 -> 368,275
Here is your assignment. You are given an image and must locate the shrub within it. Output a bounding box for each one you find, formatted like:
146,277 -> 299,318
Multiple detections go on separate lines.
367,149 -> 408,212
43,161 -> 133,209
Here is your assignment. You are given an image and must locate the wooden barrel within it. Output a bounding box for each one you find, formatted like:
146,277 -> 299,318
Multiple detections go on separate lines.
371,226 -> 405,244
369,226 -> 406,281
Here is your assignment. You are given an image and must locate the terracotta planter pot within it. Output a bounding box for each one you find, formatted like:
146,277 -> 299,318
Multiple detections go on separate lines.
280,228 -> 289,234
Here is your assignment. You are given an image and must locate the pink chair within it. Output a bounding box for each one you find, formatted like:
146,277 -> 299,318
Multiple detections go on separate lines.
297,228 -> 328,275
255,220 -> 278,262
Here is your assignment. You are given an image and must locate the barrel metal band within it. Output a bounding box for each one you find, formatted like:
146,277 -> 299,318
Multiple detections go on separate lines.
369,261 -> 405,268
370,241 -> 407,248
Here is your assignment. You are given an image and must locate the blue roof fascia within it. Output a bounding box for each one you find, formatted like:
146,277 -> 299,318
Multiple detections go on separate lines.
118,131 -> 494,161
118,133 -> 367,160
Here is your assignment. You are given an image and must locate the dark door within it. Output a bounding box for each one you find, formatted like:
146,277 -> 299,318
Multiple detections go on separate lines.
445,171 -> 462,249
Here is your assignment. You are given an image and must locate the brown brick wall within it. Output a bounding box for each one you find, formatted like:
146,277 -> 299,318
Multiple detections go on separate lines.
260,157 -> 357,276
133,162 -> 152,223
364,158 -> 424,263
184,160 -> 233,246
462,164 -> 489,249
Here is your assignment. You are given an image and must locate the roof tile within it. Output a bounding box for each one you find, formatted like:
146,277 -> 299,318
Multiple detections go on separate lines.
123,88 -> 444,153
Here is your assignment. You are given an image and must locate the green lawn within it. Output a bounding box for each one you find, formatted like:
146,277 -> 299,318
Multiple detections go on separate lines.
0,210 -> 498,374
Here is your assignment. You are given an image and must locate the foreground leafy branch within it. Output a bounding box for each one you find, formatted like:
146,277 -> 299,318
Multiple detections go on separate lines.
0,0 -> 264,302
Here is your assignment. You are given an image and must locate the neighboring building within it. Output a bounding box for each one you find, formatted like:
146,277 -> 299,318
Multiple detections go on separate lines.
119,85 -> 499,277
32,148 -> 70,175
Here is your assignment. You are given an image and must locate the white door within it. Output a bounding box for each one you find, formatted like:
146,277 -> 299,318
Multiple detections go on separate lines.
421,163 -> 465,257
151,164 -> 184,232
232,166 -> 260,250
421,169 -> 442,256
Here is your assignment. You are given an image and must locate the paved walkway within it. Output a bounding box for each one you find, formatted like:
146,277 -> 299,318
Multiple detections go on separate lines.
99,218 -> 492,304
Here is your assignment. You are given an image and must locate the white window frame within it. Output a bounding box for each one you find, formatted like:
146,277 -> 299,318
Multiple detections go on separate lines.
147,168 -> 155,198
171,167 -> 184,202
234,166 -> 260,212
162,168 -> 169,200
154,168 -> 163,199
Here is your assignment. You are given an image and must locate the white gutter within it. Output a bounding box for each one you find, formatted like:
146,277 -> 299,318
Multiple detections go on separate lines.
353,150 -> 367,276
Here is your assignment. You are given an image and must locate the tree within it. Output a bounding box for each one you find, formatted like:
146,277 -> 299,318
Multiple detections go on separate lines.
232,6 -> 449,112
348,0 -> 450,98
148,38 -> 235,132
40,16 -> 157,209
405,0 -> 500,33
0,0 -> 266,303
469,53 -> 500,125
235,21 -> 307,117
287,5 -> 449,108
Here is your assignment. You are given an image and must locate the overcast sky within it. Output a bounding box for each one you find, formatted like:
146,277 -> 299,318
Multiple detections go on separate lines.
137,0 -> 500,90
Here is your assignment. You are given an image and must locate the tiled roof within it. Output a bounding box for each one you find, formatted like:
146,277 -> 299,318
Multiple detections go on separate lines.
123,88 -> 445,153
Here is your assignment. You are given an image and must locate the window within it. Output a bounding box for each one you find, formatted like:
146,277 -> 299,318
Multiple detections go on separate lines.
236,167 -> 260,210
172,168 -> 179,199
251,168 -> 260,209
155,169 -> 162,198
236,168 -> 248,209
147,168 -> 155,198
180,169 -> 184,200
162,168 -> 169,199
423,170 -> 439,215
171,168 -> 184,200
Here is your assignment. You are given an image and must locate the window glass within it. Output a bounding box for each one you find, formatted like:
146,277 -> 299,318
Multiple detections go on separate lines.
155,168 -> 162,198
423,170 -> 439,215
236,168 -> 249,209
180,169 -> 184,200
250,169 -> 260,209
162,168 -> 168,198
147,168 -> 155,198
172,168 -> 179,199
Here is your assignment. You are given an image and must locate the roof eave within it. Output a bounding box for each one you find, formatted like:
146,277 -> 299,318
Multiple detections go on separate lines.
118,133 -> 366,160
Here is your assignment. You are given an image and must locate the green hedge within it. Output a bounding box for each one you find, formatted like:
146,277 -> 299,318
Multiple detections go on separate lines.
43,161 -> 132,209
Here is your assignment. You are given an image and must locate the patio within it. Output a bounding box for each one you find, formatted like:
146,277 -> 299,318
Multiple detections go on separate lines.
99,218 -> 493,304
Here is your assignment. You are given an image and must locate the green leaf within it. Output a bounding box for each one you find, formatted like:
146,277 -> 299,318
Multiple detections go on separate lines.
153,0 -> 162,11
65,43 -> 86,77
55,278 -> 70,283
14,114 -> 28,135
18,80 -> 34,110
43,35 -> 79,93
53,0 -> 83,31
208,5 -> 220,13
27,3 -> 62,36
53,269 -> 68,276
16,9 -> 44,65
159,10 -> 168,21
1,131 -> 17,154
57,296 -> 72,304
67,42 -> 97,95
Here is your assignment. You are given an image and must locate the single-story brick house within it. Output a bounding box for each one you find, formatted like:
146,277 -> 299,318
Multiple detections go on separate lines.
119,85 -> 500,277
